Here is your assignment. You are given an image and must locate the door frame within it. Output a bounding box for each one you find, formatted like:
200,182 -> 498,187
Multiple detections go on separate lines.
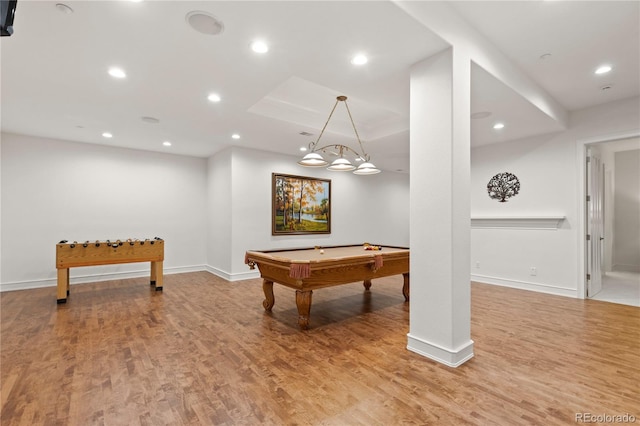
576,130 -> 639,299
585,147 -> 604,297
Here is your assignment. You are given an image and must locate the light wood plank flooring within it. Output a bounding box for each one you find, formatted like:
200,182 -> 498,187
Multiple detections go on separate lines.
1,272 -> 638,425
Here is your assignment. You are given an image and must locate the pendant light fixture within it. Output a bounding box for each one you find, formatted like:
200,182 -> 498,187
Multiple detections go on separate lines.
298,96 -> 380,175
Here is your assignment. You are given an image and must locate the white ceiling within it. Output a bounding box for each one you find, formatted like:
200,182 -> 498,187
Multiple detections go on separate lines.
1,1 -> 638,173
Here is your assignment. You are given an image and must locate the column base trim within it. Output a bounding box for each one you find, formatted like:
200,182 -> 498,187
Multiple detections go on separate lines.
406,333 -> 474,367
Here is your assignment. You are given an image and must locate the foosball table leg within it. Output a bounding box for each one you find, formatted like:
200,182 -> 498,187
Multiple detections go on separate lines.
150,260 -> 163,291
56,268 -> 69,304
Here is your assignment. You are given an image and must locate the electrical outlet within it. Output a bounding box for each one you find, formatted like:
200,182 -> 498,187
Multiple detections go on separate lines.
475,261 -> 480,269
530,267 -> 537,276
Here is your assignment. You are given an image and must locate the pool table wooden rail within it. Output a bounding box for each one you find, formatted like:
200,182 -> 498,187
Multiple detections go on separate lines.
245,245 -> 409,329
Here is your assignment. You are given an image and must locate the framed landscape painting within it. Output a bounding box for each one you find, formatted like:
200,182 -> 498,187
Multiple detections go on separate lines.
272,173 -> 331,235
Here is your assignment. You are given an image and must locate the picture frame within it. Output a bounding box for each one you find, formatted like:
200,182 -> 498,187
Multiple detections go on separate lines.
272,173 -> 331,235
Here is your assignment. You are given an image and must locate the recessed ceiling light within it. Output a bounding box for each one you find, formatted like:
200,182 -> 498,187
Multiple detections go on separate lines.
55,3 -> 73,14
595,65 -> 612,75
231,134 -> 240,140
251,40 -> 269,54
163,141 -> 172,147
493,123 -> 505,130
186,11 -> 224,36
351,54 -> 368,65
207,93 -> 221,102
108,67 -> 126,79
471,111 -> 492,119
102,132 -> 113,138
300,147 -> 307,152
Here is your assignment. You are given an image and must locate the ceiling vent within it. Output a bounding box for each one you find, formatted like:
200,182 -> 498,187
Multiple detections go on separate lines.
141,116 -> 160,124
186,11 -> 224,36
471,111 -> 492,119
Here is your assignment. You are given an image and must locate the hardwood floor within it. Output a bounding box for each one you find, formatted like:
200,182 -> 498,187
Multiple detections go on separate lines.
1,272 -> 638,425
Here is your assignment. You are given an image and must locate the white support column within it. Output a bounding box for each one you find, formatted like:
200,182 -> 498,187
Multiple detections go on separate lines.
408,47 -> 473,367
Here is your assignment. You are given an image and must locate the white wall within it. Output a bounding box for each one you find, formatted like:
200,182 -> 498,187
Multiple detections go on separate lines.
596,138 -> 640,272
471,132 -> 577,295
1,133 -> 208,291
3,95 -> 636,297
204,146 -> 410,279
206,149 -> 233,278
613,149 -> 640,272
1,134 -> 410,289
470,97 -> 640,297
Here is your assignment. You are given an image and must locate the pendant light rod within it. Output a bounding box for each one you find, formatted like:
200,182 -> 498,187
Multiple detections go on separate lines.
341,96 -> 368,161
307,96 -> 369,162
310,96 -> 344,153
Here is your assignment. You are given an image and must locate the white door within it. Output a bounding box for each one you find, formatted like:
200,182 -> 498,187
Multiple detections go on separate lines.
586,149 -> 604,297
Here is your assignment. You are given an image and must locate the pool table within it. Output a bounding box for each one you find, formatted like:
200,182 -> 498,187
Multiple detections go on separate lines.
245,245 -> 410,329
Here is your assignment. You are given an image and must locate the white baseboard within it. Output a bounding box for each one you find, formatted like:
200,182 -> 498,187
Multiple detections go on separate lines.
406,334 -> 474,367
0,265 -> 206,293
1,265 -> 262,293
613,264 -> 640,273
204,265 -> 260,282
471,273 -> 578,298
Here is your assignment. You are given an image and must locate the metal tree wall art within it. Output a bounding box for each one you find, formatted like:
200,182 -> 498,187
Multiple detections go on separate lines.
487,172 -> 521,202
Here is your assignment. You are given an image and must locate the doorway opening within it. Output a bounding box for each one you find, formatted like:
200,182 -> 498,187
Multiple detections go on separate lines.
583,136 -> 640,307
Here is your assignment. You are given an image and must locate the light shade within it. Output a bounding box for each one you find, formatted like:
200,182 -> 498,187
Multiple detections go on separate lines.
297,152 -> 328,167
353,162 -> 381,175
327,157 -> 356,171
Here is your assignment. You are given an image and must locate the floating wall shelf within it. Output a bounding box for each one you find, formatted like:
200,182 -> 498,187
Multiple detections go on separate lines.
470,216 -> 566,230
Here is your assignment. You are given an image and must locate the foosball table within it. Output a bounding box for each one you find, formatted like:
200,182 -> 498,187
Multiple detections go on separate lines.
55,238 -> 164,303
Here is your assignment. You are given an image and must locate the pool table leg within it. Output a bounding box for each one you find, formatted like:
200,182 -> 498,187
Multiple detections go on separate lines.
363,279 -> 372,290
402,273 -> 410,302
295,290 -> 313,330
262,280 -> 275,311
